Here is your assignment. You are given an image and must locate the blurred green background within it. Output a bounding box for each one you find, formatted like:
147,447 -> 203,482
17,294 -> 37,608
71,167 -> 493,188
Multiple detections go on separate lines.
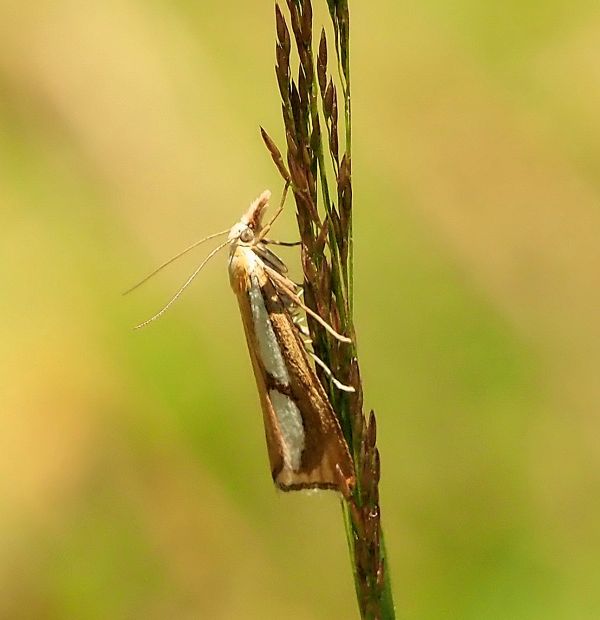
2,1 -> 599,618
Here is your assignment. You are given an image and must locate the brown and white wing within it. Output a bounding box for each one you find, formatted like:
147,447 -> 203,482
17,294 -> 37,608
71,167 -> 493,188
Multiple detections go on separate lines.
229,248 -> 354,493
261,277 -> 355,492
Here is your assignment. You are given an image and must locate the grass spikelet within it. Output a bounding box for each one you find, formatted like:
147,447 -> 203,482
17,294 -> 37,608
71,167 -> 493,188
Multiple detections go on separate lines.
263,2 -> 396,618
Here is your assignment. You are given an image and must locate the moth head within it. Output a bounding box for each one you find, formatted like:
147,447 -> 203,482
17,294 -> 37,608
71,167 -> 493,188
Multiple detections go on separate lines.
228,189 -> 271,246
228,221 -> 255,246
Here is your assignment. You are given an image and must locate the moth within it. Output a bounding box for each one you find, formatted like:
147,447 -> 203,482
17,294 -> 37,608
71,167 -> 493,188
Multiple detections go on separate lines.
129,190 -> 355,495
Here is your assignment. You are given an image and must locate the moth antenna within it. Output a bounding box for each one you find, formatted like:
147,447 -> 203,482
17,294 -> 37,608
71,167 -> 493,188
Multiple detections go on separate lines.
133,239 -> 230,329
310,352 -> 355,393
124,228 -> 230,295
257,181 -> 290,242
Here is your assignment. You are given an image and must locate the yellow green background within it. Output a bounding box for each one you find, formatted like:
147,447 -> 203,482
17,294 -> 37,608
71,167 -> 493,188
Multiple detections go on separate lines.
2,1 -> 599,618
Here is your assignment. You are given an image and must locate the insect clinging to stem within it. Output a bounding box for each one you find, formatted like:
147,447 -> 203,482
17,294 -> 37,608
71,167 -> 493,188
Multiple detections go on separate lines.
127,187 -> 355,495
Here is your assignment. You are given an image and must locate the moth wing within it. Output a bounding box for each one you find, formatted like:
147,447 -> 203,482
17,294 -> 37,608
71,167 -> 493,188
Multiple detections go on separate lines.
234,287 -> 287,481
261,278 -> 355,493
230,248 -> 354,494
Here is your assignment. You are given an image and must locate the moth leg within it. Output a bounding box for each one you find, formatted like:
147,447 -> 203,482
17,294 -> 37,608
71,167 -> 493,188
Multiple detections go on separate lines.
262,264 -> 352,344
288,312 -> 352,391
309,353 -> 355,393
262,239 -> 301,247
291,319 -> 352,392
291,314 -> 311,337
254,243 -> 288,275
